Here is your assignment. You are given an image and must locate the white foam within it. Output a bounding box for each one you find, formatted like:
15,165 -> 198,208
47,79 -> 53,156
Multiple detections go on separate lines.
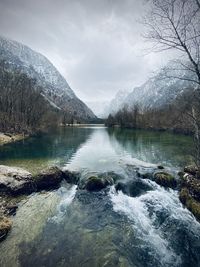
110,184 -> 200,266
49,185 -> 77,223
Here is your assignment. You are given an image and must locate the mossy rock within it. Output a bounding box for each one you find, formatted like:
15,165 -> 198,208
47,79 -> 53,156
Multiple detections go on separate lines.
179,188 -> 200,221
0,216 -> 12,241
179,188 -> 190,205
181,175 -> 200,202
154,172 -> 177,188
187,198 -> 200,221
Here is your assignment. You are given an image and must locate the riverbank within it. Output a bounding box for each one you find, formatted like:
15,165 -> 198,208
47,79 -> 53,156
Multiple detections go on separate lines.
0,133 -> 28,146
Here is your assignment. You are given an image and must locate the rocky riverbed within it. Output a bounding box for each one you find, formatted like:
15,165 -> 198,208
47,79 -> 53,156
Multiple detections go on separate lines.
1,163 -> 200,245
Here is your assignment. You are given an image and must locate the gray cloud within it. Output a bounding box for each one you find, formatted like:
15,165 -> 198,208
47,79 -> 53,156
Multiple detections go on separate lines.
0,0 -> 174,102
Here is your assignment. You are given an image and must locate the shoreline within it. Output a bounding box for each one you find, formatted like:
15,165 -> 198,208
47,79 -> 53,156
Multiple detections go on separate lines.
0,133 -> 29,146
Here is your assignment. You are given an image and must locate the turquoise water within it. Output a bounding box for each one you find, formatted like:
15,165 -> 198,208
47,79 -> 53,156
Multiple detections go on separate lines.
0,126 -> 199,267
0,127 -> 194,172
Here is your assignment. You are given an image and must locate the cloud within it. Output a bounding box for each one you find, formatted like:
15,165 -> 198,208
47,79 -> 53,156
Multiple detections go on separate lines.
0,0 -> 174,102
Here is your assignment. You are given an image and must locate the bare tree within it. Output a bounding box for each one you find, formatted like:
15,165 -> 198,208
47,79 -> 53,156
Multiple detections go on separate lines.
144,0 -> 200,165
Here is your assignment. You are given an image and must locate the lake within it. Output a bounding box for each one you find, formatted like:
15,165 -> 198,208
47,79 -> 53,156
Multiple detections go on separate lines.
0,126 -> 200,267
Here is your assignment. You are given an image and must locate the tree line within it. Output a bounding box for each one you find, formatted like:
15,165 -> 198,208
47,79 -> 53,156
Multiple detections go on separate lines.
0,60 -> 59,134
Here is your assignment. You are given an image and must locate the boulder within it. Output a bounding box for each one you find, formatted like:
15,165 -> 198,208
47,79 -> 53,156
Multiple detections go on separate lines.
0,165 -> 34,195
0,216 -> 12,241
181,173 -> 200,202
153,172 -> 177,188
80,174 -> 114,192
85,176 -> 106,191
184,165 -> 200,178
34,166 -> 63,190
179,188 -> 200,221
115,180 -> 153,197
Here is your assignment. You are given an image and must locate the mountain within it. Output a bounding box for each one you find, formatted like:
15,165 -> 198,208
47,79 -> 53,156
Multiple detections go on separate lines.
0,36 -> 96,121
86,101 -> 110,118
107,65 -> 197,114
105,90 -> 130,115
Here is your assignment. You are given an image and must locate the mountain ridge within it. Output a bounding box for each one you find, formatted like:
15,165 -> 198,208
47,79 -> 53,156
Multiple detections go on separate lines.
0,35 -> 96,121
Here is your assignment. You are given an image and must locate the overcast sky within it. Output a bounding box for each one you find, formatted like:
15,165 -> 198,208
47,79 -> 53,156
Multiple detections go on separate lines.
0,0 -> 173,103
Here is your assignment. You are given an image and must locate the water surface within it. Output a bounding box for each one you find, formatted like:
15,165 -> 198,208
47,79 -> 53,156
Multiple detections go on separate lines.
0,127 -> 199,267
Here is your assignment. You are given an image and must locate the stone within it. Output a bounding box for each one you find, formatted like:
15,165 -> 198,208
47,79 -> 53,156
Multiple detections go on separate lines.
0,165 -> 34,195
181,174 -> 200,202
115,180 -> 152,197
153,172 -> 177,188
85,176 -> 106,191
184,165 -> 199,176
179,188 -> 200,221
34,166 -> 63,190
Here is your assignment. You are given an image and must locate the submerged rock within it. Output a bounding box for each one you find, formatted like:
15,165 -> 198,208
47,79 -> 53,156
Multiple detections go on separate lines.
115,180 -> 153,197
153,172 -> 177,188
0,216 -> 12,241
85,176 -> 106,191
34,166 -> 63,190
79,174 -> 115,192
0,165 -> 34,195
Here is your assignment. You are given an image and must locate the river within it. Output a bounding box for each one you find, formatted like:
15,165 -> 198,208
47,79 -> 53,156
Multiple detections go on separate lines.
0,126 -> 200,267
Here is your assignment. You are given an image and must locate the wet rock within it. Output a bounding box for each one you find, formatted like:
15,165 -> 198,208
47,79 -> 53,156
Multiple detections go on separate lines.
115,180 -> 153,197
62,170 -> 80,185
184,165 -> 200,179
157,165 -> 165,170
179,188 -> 190,205
80,174 -> 114,192
139,172 -> 153,179
34,166 -> 63,191
0,216 -> 12,241
181,173 -> 200,202
178,171 -> 185,178
153,172 -> 177,188
0,165 -> 34,195
179,188 -> 200,221
84,176 -> 107,191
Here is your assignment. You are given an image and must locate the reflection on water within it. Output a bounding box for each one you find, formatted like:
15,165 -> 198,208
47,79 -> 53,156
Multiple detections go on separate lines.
0,127 -> 93,173
0,127 -> 199,267
0,126 -> 194,172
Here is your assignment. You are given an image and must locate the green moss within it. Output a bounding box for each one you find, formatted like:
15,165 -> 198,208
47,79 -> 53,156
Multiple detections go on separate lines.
154,172 -> 177,188
179,188 -> 190,205
179,188 -> 200,221
187,198 -> 200,221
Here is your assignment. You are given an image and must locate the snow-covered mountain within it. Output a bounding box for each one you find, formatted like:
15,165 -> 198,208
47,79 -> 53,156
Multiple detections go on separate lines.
0,36 -> 96,121
102,90 -> 130,117
86,101 -> 110,118
107,65 -> 196,114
